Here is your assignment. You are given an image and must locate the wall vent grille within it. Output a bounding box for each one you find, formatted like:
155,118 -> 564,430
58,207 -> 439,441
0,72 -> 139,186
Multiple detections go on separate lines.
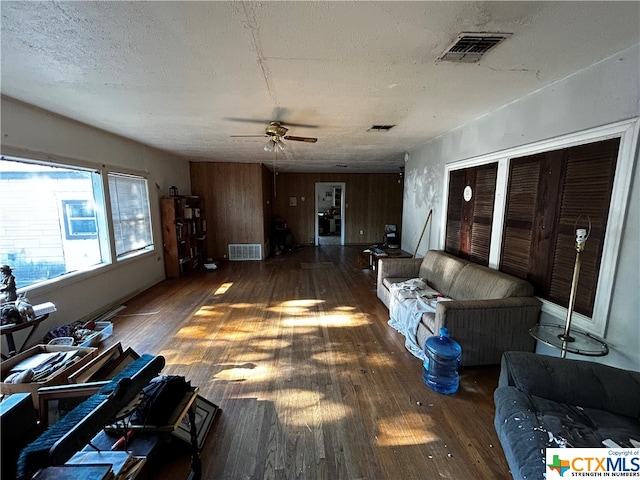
438,32 -> 511,63
228,244 -> 262,261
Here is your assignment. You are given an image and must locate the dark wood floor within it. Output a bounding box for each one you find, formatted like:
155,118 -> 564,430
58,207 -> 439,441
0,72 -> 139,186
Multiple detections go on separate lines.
103,245 -> 512,479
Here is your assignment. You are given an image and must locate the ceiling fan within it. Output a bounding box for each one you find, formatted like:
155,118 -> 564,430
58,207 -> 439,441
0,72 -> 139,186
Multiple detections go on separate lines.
231,121 -> 318,152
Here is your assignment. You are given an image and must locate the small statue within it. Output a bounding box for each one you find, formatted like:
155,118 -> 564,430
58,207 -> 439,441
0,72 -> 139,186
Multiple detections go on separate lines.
1,265 -> 17,303
16,294 -> 36,321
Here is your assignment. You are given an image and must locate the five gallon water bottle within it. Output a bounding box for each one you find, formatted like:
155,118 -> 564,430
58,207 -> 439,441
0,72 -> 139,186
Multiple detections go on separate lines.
422,327 -> 462,394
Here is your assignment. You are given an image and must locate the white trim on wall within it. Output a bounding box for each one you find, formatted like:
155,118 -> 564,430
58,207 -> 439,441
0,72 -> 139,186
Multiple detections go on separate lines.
442,117 -> 639,338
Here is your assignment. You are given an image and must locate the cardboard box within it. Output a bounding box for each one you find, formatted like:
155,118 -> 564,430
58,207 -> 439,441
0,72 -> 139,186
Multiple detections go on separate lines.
1,345 -> 98,408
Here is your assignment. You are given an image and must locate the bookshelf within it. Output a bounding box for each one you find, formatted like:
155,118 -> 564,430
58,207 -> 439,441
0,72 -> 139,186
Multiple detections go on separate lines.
161,196 -> 207,278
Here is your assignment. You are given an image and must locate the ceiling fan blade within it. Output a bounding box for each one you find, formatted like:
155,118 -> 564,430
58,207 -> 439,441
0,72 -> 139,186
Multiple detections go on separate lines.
284,136 -> 318,143
230,134 -> 268,138
226,117 -> 318,129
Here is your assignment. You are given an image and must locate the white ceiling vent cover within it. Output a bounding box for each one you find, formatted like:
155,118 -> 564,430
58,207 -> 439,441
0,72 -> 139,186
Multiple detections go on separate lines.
228,244 -> 262,261
438,32 -> 511,63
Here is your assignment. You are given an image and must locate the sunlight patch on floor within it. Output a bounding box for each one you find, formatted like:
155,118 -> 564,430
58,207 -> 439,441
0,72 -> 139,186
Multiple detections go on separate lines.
159,346 -> 215,365
375,413 -> 440,446
213,282 -> 233,295
268,299 -> 324,314
333,305 -> 356,312
176,324 -> 219,339
270,387 -> 353,427
192,306 -> 222,317
281,311 -> 370,328
214,363 -> 268,382
366,353 -> 398,369
228,302 -> 264,309
310,349 -> 361,367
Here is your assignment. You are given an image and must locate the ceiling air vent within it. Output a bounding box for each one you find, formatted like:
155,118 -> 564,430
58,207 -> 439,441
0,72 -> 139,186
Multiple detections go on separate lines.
438,32 -> 511,63
368,125 -> 395,132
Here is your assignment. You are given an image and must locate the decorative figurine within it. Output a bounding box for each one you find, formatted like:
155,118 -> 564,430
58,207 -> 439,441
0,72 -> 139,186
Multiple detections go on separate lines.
1,264 -> 17,303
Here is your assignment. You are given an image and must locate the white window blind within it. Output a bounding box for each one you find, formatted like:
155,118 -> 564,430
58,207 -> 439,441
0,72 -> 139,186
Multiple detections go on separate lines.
108,173 -> 153,259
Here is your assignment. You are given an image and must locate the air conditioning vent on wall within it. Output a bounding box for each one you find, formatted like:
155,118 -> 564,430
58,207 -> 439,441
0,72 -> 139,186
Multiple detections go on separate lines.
438,32 -> 511,63
228,244 -> 262,261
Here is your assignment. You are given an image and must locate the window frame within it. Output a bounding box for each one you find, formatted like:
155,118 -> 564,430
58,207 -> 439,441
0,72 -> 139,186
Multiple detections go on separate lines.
441,118 -> 639,337
107,171 -> 154,261
0,151 -> 156,293
62,199 -> 99,240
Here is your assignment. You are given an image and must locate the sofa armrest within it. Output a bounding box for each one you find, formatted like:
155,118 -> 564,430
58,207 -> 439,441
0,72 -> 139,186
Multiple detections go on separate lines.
432,297 -> 541,365
499,351 -> 640,419
376,257 -> 422,286
376,257 -> 423,308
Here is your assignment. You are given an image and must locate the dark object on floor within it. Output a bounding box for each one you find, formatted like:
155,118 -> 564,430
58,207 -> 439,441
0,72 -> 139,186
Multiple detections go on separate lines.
1,393 -> 41,480
271,216 -> 299,254
494,351 -> 640,480
16,354 -> 165,480
130,375 -> 190,426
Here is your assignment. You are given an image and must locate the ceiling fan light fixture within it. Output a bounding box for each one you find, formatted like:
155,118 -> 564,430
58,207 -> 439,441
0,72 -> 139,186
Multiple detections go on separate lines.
264,137 -> 286,153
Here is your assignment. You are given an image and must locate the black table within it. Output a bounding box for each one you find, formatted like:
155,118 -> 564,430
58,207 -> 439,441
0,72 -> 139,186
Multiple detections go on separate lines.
1,314 -> 49,360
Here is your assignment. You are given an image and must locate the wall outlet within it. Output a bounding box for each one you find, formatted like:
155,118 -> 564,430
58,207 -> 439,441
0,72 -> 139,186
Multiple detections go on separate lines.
359,230 -> 364,235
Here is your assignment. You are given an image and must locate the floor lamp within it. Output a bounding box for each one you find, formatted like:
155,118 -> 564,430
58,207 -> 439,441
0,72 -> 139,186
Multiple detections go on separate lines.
558,216 -> 591,358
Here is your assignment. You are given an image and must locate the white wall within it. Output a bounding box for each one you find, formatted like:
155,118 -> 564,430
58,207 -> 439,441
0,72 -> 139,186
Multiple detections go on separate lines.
1,96 -> 192,350
402,44 -> 640,371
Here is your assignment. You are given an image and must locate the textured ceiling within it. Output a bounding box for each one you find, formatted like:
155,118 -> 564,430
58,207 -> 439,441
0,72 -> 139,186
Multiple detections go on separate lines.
1,1 -> 639,172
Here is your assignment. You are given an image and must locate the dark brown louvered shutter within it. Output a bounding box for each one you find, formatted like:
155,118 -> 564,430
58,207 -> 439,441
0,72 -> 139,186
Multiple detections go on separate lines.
547,139 -> 619,315
445,170 -> 465,256
470,164 -> 497,265
501,157 -> 541,278
501,138 -> 619,317
445,163 -> 497,266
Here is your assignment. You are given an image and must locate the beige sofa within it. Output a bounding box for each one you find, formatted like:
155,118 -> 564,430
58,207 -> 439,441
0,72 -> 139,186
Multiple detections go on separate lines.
377,250 -> 541,366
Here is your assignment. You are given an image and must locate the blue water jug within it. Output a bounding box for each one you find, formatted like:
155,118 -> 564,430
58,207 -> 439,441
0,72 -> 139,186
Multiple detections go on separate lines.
422,327 -> 461,394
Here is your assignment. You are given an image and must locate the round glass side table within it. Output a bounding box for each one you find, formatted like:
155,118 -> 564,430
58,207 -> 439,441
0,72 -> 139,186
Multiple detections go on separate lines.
529,323 -> 609,357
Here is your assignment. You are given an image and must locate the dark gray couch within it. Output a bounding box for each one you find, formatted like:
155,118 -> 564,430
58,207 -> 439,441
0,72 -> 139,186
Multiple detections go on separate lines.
494,352 -> 640,480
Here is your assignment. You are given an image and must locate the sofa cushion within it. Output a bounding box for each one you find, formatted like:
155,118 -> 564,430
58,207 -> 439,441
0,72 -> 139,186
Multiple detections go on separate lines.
448,263 -> 534,301
418,250 -> 468,294
382,277 -> 412,291
500,352 -> 640,420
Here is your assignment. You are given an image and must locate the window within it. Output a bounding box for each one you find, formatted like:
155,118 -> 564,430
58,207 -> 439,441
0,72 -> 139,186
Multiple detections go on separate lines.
62,200 -> 98,239
445,163 -> 497,266
500,138 -> 619,317
108,173 -> 153,259
0,156 -> 155,289
442,119 -> 637,337
0,157 -> 108,288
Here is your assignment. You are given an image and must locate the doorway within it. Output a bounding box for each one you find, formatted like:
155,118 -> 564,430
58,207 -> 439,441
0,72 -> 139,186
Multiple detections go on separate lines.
315,182 -> 345,246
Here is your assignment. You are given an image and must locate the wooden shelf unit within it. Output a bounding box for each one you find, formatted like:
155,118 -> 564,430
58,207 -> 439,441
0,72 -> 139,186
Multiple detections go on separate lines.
161,196 -> 207,278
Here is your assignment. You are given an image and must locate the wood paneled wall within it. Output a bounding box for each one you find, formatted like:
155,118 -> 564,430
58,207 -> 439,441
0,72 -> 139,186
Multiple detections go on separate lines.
190,162 -> 270,259
272,172 -> 403,246
190,163 -> 403,258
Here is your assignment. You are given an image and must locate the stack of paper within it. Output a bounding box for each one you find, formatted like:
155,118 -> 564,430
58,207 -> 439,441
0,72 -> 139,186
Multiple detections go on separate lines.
65,451 -> 146,480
